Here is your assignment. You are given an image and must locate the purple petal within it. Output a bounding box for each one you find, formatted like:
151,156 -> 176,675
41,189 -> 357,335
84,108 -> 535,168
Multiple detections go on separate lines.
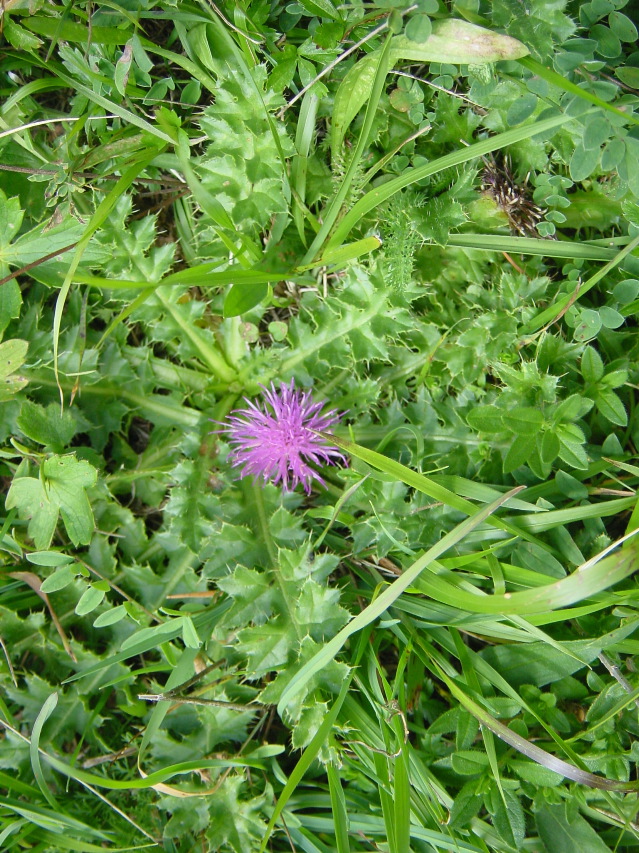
220,379 -> 345,493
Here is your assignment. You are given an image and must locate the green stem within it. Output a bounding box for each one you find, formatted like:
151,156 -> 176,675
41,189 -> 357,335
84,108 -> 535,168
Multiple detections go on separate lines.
249,482 -> 277,567
155,288 -> 237,383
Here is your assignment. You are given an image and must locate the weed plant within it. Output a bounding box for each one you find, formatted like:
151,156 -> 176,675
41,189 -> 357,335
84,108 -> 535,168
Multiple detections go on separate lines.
1,0 -> 639,851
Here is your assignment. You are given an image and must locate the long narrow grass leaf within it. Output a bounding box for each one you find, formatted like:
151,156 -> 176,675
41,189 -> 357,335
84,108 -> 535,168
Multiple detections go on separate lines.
326,109 -> 585,250
29,693 -> 60,810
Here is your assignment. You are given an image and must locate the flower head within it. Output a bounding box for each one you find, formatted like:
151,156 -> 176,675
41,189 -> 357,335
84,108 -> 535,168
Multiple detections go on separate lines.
222,380 -> 345,494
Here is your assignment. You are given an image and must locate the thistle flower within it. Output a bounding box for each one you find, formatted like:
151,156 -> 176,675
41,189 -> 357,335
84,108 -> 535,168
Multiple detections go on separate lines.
222,380 -> 345,494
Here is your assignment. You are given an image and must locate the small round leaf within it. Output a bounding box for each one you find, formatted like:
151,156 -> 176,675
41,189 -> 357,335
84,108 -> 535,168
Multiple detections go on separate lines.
573,308 -> 602,342
598,305 -> 624,329
612,279 -> 639,304
608,11 -> 637,43
405,14 -> 432,43
590,24 -> 621,58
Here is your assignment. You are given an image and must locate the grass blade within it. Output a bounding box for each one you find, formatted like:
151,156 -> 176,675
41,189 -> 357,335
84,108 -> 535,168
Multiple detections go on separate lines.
326,109 -> 588,251
327,763 -> 351,853
259,674 -> 354,853
29,693 -> 60,810
518,55 -> 639,127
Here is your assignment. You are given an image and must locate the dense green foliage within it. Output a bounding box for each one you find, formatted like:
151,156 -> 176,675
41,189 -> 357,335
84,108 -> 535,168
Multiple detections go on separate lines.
1,0 -> 639,850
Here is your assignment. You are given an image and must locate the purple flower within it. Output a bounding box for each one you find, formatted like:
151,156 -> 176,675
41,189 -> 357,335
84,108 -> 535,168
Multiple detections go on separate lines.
222,380 -> 345,494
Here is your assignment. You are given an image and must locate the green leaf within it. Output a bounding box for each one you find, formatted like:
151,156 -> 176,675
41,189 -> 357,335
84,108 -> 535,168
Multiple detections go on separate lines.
527,443 -> 552,481
6,478 -> 58,551
114,40 -> 133,97
0,192 -> 25,274
482,639 -> 601,688
390,19 -> 529,64
608,11 -> 637,43
311,236 -> 382,269
181,616 -> 201,649
581,346 -> 604,383
456,709 -> 480,750
570,142 -> 600,182
3,18 -> 43,50
295,579 -> 349,639
330,58 -> 378,159
487,787 -> 525,849
612,278 -> 639,304
75,584 -> 106,616
40,566 -> 76,593
582,116 -> 611,151
503,435 -> 531,473
590,24 -> 621,58
556,426 -> 588,469
0,279 -> 21,335
501,407 -> 544,436
195,67 -> 293,239
327,761 -> 350,853
540,430 -> 560,464
297,0 -> 340,19
555,470 -> 588,500
466,405 -> 505,433
6,455 -> 98,549
30,692 -> 60,810
25,551 -> 75,567
449,781 -> 483,829
601,369 -> 627,389
598,305 -> 624,329
449,233 -> 622,261
93,605 -> 128,627
236,620 -> 296,677
596,389 -> 627,426
205,776 -> 270,852
536,803 -> 612,853
553,394 -> 594,422
404,14 -> 432,43
573,308 -> 602,342
506,93 -> 538,125
218,566 -> 277,628
616,66 -> 639,88
23,16 -> 129,45
331,19 -> 528,155
17,401 -> 78,452
0,338 -> 28,402
601,136 -> 626,170
509,759 -> 563,787
451,749 -> 490,775
223,282 -> 269,318
622,140 -> 639,198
